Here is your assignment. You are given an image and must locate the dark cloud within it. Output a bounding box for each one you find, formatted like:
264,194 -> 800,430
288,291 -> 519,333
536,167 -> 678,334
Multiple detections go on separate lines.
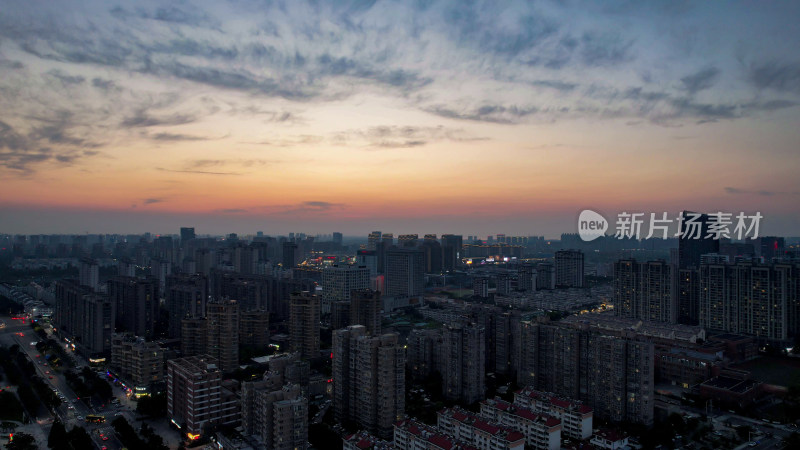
149,132 -> 209,141
680,67 -> 720,94
156,167 -> 242,176
748,61 -> 800,94
143,197 -> 164,204
333,125 -> 487,147
724,187 -> 799,196
579,32 -> 634,66
0,119 -> 98,173
425,105 -> 540,124
121,111 -> 196,128
91,77 -> 117,90
302,201 -> 343,210
217,208 -> 248,214
530,80 -> 578,92
46,69 -> 85,86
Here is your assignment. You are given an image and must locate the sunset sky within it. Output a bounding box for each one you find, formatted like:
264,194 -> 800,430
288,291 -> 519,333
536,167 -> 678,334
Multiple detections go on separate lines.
1,0 -> 799,237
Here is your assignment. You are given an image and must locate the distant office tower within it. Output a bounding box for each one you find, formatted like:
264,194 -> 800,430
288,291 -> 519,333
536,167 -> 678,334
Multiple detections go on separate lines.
321,264 -> 370,314
206,299 -> 239,373
333,325 -> 405,438
441,321 -> 485,405
398,234 -> 419,248
241,379 -> 308,450
441,234 -> 463,271
110,333 -> 164,394
496,273 -> 511,296
385,248 -> 425,301
517,265 -> 535,292
107,276 -> 159,339
356,250 -> 378,277
473,276 -> 489,298
166,273 -> 208,339
150,257 -> 172,293
381,233 -> 394,247
699,261 -> 799,341
614,259 -> 675,323
422,238 -> 443,273
517,319 -> 654,426
54,280 -> 113,355
367,231 -> 382,250
118,257 -> 136,277
332,232 -> 343,245
167,356 -> 241,436
180,227 -> 196,242
233,244 -> 258,274
759,236 -> 785,260
536,263 -> 555,290
239,310 -> 269,348
282,241 -> 299,268
289,291 -> 320,359
677,268 -> 700,325
79,257 -> 99,291
555,250 -> 585,288
350,289 -> 382,335
678,211 -> 720,269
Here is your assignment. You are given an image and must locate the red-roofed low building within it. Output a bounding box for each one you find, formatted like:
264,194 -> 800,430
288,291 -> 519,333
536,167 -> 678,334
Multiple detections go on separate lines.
343,431 -> 394,450
394,419 -> 476,450
513,387 -> 593,439
480,398 -> 561,450
590,429 -> 629,449
437,408 -> 525,450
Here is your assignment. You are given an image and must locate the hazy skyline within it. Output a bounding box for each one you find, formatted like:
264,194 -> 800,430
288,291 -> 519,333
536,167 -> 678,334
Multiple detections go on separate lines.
1,1 -> 799,237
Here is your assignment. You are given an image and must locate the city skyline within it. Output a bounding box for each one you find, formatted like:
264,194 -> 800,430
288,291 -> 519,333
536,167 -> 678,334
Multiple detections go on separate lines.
1,1 -> 799,236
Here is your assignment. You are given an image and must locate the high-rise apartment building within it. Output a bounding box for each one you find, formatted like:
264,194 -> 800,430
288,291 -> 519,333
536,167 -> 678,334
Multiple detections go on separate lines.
289,291 -> 320,359
166,273 -> 208,339
441,321 -> 485,405
398,234 -> 419,248
678,211 -> 720,269
473,276 -> 489,298
614,259 -> 675,323
241,372 -> 308,450
322,264 -> 371,314
110,333 -> 164,394
54,279 -> 113,355
167,356 -> 241,437
517,319 -> 654,426
107,276 -> 159,339
239,310 -> 269,348
535,263 -> 555,290
699,261 -> 800,341
206,299 -> 240,373
79,257 -> 99,291
385,247 -> 424,303
180,227 -> 196,242
441,234 -> 463,272
333,325 -> 405,438
350,289 -> 382,336
555,250 -> 585,288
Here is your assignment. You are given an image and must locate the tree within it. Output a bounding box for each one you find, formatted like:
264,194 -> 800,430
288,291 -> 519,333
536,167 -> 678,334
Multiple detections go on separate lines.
7,432 -> 37,450
47,420 -> 69,450
65,426 -> 93,450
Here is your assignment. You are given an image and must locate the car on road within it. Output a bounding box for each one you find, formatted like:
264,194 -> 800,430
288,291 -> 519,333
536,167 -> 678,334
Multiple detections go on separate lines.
48,375 -> 53,379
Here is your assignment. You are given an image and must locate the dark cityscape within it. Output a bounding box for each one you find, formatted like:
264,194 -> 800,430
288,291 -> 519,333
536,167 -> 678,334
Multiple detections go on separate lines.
1,2 -> 800,450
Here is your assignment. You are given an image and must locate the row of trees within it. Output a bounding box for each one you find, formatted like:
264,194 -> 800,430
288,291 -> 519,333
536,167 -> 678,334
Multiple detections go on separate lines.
111,416 -> 169,450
